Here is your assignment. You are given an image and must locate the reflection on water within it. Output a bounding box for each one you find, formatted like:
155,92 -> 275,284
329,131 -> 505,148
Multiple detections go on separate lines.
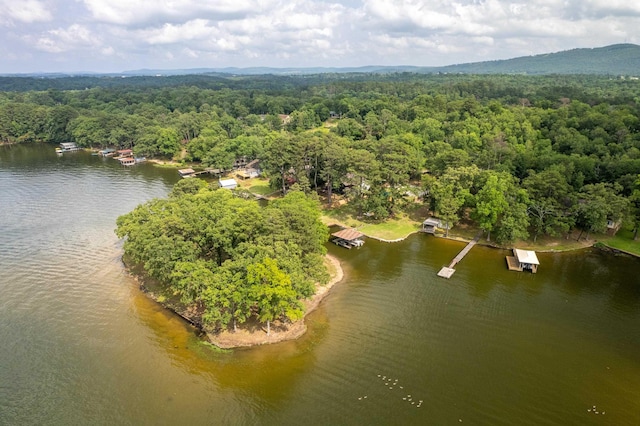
1,144 -> 639,425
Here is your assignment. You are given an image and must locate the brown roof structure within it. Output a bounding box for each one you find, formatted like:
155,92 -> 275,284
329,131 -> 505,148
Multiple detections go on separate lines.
178,168 -> 196,176
331,228 -> 364,241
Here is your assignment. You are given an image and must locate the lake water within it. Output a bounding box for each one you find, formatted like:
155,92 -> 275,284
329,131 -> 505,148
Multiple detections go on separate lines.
1,145 -> 639,425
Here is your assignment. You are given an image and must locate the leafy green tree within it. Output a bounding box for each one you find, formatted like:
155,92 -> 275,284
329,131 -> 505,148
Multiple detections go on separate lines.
631,175 -> 640,240
472,172 -> 509,241
495,188 -> 530,244
319,134 -> 348,206
169,178 -> 207,198
523,166 -> 575,241
575,182 -> 629,240
427,166 -> 479,236
248,258 -> 302,336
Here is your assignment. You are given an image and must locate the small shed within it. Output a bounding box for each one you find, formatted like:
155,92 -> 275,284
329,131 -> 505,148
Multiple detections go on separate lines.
507,249 -> 540,273
422,217 -> 451,234
178,168 -> 196,178
219,178 -> 238,190
331,228 -> 365,249
606,219 -> 621,235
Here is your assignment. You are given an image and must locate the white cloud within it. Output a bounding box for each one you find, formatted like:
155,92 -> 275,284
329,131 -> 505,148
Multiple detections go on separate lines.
101,46 -> 115,56
0,0 -> 53,25
1,0 -> 639,73
33,24 -> 101,53
79,0 -> 278,26
138,19 -> 217,45
578,0 -> 640,18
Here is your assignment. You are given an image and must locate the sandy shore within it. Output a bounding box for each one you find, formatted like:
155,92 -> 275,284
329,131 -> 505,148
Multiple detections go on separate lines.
206,254 -> 344,349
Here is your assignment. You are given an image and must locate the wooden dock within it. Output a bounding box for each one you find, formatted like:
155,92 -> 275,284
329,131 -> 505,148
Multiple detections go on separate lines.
505,256 -> 523,271
437,233 -> 482,279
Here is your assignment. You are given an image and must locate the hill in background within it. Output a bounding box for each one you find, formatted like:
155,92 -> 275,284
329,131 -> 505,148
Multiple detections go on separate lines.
1,44 -> 639,91
432,44 -> 640,75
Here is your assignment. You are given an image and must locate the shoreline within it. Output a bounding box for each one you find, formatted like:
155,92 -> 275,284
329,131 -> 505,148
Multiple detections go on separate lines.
326,220 -> 604,254
131,253 -> 345,350
208,254 -> 344,349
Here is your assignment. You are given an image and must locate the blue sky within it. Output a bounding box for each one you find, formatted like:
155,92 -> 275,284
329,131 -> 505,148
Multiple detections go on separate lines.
1,0 -> 639,73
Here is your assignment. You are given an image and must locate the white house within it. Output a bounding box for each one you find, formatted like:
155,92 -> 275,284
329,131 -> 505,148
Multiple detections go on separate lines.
219,178 -> 238,190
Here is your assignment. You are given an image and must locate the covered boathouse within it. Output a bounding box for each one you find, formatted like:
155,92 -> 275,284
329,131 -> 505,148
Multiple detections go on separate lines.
331,228 -> 365,249
421,217 -> 451,234
506,249 -> 540,273
178,168 -> 196,178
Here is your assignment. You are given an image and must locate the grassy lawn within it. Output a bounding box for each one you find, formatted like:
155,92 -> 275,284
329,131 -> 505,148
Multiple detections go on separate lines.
322,205 -> 422,241
358,218 -> 421,241
599,227 -> 640,256
236,177 -> 279,196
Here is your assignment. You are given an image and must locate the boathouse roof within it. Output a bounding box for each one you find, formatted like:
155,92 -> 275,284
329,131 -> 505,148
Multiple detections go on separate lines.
178,168 -> 195,176
331,228 -> 364,241
513,249 -> 540,265
423,218 -> 441,227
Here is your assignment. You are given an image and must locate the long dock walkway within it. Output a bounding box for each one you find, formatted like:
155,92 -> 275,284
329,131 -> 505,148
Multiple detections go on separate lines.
437,232 -> 482,279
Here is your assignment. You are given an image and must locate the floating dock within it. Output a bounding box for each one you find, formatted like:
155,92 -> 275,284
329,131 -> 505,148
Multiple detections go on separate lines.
505,255 -> 522,271
437,233 -> 482,279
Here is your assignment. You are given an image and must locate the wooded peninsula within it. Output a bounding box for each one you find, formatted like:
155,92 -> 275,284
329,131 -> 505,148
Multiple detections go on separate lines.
3,72 -> 640,340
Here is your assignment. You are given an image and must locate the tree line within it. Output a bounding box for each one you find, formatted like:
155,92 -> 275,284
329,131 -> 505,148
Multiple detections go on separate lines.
2,73 -> 640,242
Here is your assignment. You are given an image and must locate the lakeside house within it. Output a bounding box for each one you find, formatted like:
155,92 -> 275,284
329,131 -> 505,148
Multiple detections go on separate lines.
507,249 -> 540,273
236,160 -> 261,180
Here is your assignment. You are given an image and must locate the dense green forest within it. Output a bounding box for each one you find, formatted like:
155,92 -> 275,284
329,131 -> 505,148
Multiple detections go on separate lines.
2,73 -> 640,243
116,181 -> 329,333
5,72 -> 640,332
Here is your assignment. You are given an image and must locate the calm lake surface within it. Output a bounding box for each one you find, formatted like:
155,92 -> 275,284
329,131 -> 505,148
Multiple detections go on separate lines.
1,144 -> 639,425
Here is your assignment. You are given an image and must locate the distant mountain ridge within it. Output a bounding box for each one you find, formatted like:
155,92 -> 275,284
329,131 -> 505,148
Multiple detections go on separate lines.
433,44 -> 640,75
119,44 -> 640,76
1,44 -> 639,79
